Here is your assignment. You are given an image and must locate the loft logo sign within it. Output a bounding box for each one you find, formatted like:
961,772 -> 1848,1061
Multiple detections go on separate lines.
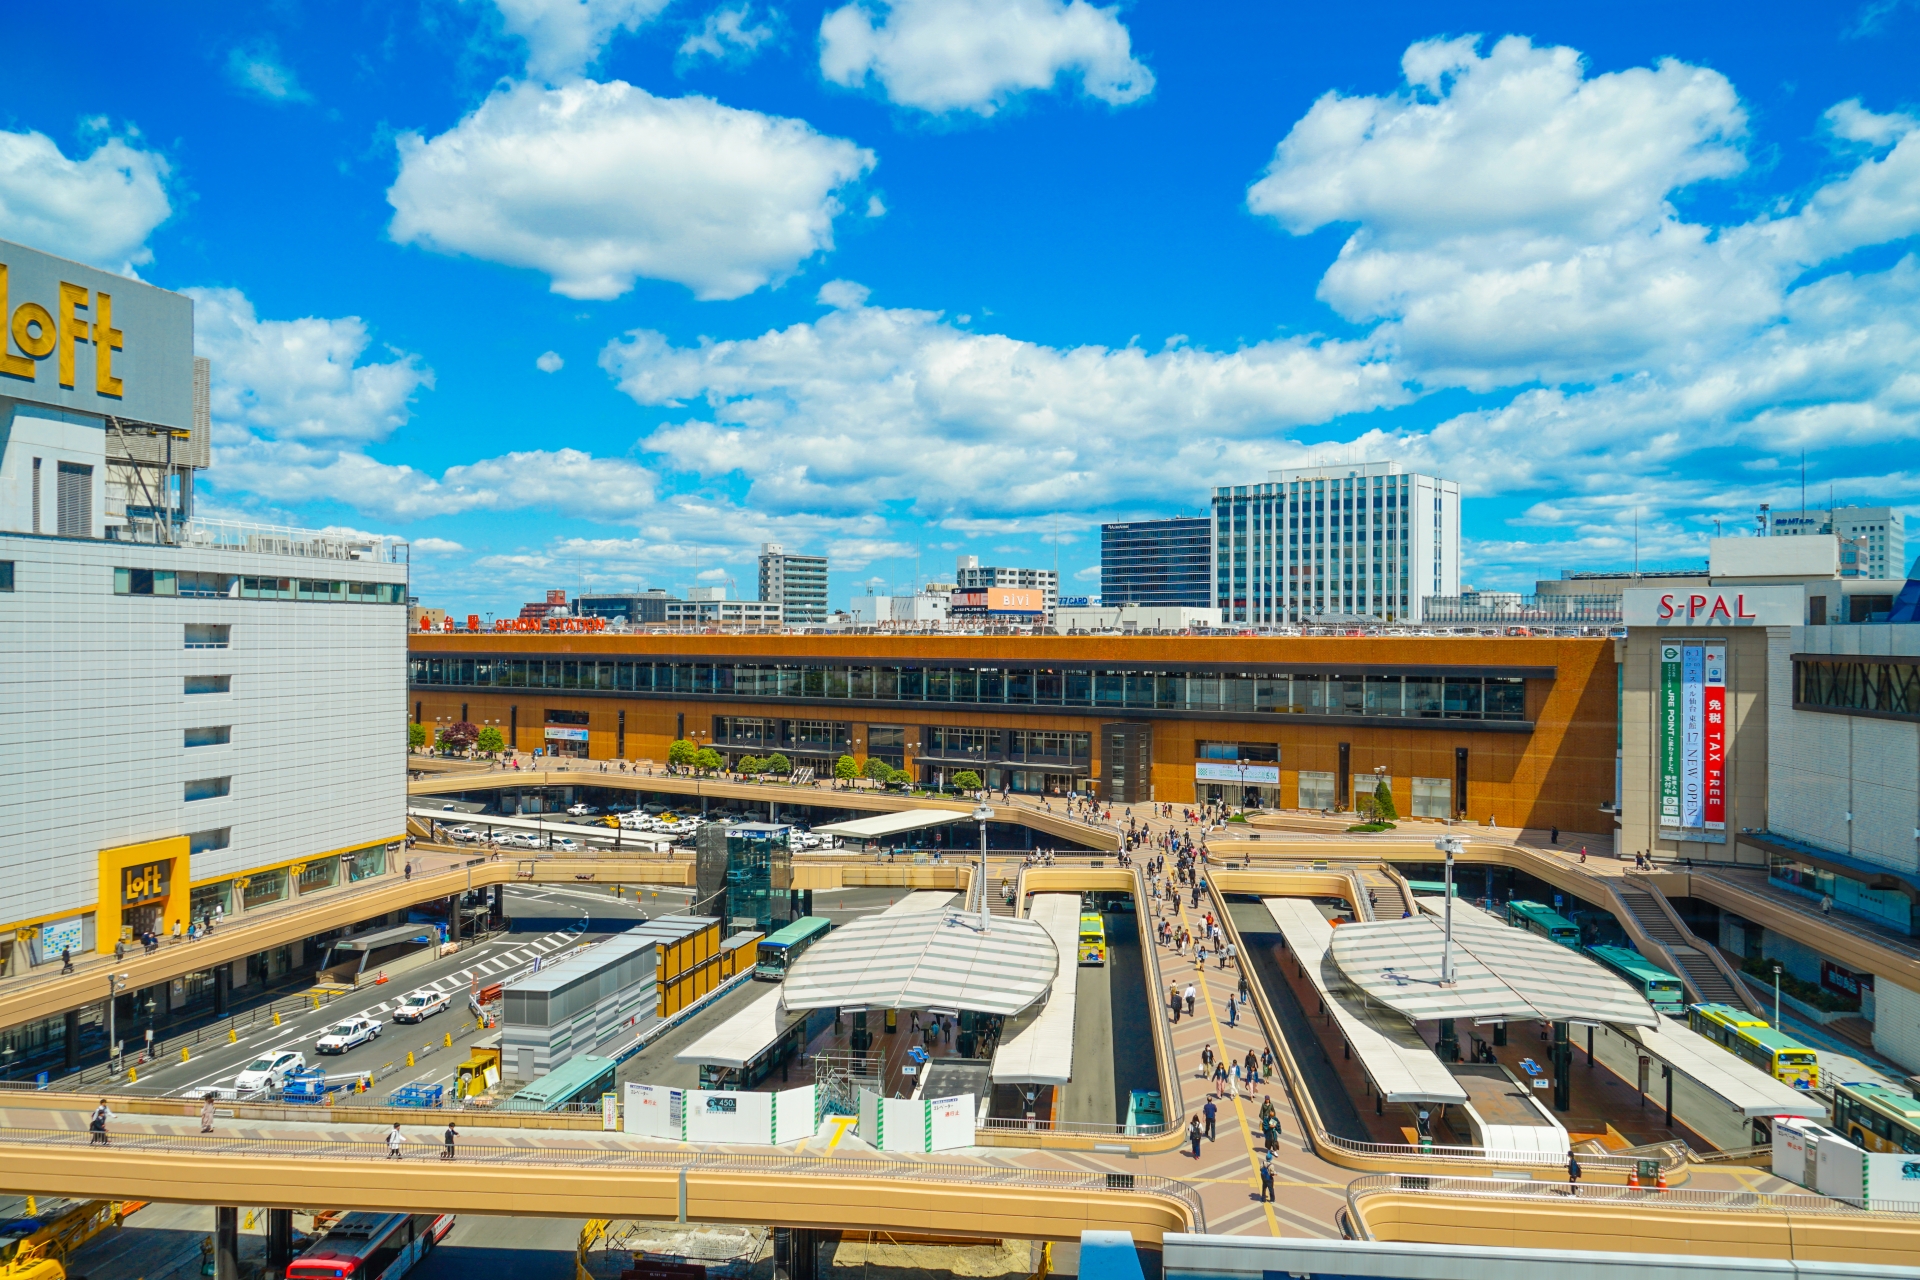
122,860 -> 171,906
0,264 -> 125,394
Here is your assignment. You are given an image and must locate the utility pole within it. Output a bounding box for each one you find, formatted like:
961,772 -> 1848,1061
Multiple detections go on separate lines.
1434,836 -> 1464,985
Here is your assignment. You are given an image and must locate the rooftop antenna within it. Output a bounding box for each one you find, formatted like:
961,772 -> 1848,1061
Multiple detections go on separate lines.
1801,450 -> 1806,525
1632,508 -> 1640,576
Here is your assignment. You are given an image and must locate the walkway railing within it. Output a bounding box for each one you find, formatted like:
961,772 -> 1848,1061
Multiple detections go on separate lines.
0,1124 -> 1205,1230
1342,1172 -> 1920,1239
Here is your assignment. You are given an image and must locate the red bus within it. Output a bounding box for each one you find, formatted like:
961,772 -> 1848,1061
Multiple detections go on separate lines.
286,1212 -> 454,1280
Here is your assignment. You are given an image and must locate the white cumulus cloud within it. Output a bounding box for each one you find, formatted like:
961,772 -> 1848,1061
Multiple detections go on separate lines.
819,0 -> 1152,116
387,79 -> 876,300
493,0 -> 672,81
680,3 -> 779,64
188,287 -> 434,446
537,350 -> 565,372
0,124 -> 171,272
226,41 -> 313,103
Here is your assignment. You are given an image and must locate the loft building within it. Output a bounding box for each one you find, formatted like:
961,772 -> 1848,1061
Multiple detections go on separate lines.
757,543 -> 827,625
1100,517 -> 1212,607
0,237 -> 409,1015
1212,461 -> 1460,626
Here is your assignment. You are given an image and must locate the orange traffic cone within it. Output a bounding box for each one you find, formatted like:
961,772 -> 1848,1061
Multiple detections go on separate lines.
1627,1168 -> 1640,1189
1656,1171 -> 1668,1191
374,970 -> 389,985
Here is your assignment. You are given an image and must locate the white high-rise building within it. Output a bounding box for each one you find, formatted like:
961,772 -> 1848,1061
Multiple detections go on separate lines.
1768,506 -> 1906,581
757,542 -> 828,625
0,237 -> 409,987
1211,461 -> 1460,625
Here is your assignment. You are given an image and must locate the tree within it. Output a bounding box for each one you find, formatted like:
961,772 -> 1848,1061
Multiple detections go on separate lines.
667,739 -> 697,771
888,764 -> 913,787
834,755 -> 858,785
952,769 -> 982,793
738,755 -> 763,776
864,757 -> 893,784
1371,778 -> 1399,823
475,725 -> 505,756
766,752 -> 792,776
408,722 -> 428,751
694,747 -> 723,774
443,721 -> 479,752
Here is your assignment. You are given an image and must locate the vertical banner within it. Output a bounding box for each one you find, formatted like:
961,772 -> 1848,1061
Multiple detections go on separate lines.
1658,644 -> 1682,827
1703,642 -> 1727,830
1681,643 -> 1705,829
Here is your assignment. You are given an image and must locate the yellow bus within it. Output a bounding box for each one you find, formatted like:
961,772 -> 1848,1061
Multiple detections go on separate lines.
1687,1003 -> 1820,1089
1078,913 -> 1107,966
1833,1081 -> 1920,1154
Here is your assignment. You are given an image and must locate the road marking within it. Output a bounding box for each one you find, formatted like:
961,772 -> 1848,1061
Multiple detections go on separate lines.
825,1116 -> 858,1152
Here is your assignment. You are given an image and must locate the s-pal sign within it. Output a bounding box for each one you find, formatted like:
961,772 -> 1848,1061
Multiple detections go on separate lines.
1622,586 -> 1804,628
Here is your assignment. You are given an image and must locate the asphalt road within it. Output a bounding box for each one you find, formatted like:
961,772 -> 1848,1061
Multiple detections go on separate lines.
117,886 -> 680,1101
1054,910 -> 1156,1128
414,1214 -> 584,1280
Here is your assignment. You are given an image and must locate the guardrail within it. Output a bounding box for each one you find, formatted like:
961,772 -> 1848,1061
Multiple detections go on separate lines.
1342,1172 -> 1920,1239
0,1124 -> 1205,1230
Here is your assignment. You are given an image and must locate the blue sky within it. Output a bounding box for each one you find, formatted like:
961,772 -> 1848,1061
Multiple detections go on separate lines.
5,0 -> 1919,613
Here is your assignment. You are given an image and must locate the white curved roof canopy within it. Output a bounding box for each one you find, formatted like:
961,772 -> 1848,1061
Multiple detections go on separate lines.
1326,907 -> 1658,1029
780,911 -> 1058,1017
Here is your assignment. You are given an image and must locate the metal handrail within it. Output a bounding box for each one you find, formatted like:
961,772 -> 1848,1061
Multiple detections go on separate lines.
1322,1134 -> 1690,1174
0,1124 -> 1205,1229
1342,1172 -> 1920,1239
1134,864 -> 1182,1135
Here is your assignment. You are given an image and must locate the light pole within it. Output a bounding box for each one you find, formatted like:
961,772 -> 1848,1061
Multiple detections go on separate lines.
973,804 -> 994,931
1773,963 -> 1783,1029
1433,836 -> 1464,985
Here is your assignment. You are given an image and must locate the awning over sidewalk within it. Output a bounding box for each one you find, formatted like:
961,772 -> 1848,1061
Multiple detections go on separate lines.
812,809 -> 973,841
781,911 -> 1057,1017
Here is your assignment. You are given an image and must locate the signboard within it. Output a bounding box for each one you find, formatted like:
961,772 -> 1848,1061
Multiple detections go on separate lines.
544,727 -> 589,742
602,1091 -> 619,1130
122,860 -> 171,907
1660,641 -> 1727,836
952,587 -> 1045,614
39,917 -> 83,960
0,238 -> 197,430
1195,762 -> 1281,785
1622,586 -> 1805,627
1822,961 -> 1873,998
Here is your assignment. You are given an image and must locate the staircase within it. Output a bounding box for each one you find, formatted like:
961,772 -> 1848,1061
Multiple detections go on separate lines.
1611,880 -> 1762,1014
1359,869 -> 1409,920
988,859 -> 1022,917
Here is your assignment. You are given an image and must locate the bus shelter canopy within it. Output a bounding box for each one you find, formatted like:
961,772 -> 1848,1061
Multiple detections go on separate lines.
811,809 -> 973,841
1327,907 -> 1659,1029
780,911 -> 1057,1017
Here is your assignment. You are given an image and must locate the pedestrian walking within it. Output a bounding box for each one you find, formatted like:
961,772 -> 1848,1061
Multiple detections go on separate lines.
1244,1049 -> 1258,1085
1184,983 -> 1196,1017
442,1122 -> 458,1161
114,938 -> 125,964
386,1123 -> 406,1160
1203,1097 -> 1218,1141
1168,983 -> 1182,1024
1226,995 -> 1238,1029
1261,1047 -> 1274,1079
1567,1151 -> 1582,1196
405,862 -> 413,881
89,1099 -> 111,1146
1188,1115 -> 1202,1159
1200,1044 -> 1214,1077
171,920 -> 182,945
61,947 -> 73,974
1213,1062 -> 1228,1096
201,1092 -> 217,1133
1258,1152 -> 1275,1202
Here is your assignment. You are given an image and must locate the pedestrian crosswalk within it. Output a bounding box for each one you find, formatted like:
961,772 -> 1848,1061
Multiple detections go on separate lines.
349,926 -> 584,1017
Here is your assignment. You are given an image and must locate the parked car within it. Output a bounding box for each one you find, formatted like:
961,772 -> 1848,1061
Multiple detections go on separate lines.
502,832 -> 540,850
394,989 -> 451,1023
550,836 -> 582,853
234,1050 -> 305,1092
315,1016 -> 381,1054
446,825 -> 480,842
566,803 -> 599,816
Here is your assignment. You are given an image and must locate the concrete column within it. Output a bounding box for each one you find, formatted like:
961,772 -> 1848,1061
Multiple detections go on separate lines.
213,965 -> 230,1019
777,1228 -> 821,1280
266,1209 -> 294,1267
448,894 -> 461,943
215,1206 -> 240,1280
64,1009 -> 80,1069
1551,1021 -> 1573,1113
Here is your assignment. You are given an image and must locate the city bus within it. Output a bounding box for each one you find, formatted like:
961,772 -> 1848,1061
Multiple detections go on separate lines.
502,1054 -> 616,1112
1687,1003 -> 1821,1088
1586,944 -> 1687,1015
286,1211 -> 454,1280
1078,913 -> 1107,966
1505,899 -> 1581,947
1833,1080 -> 1920,1154
755,916 -> 833,981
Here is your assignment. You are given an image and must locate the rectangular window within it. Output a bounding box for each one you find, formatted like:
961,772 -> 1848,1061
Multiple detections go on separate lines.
545,708 -> 590,725
926,667 -> 951,701
56,461 -> 91,536
1297,771 -> 1335,810
184,726 -> 231,747
184,776 -> 231,802
297,857 -> 340,893
184,624 -> 230,649
242,868 -> 287,908
1411,778 -> 1452,819
188,828 -> 231,854
0,561 -> 12,591
184,675 -> 232,695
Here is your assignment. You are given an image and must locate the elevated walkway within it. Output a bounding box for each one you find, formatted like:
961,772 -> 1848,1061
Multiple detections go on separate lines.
1608,878 -> 1761,1014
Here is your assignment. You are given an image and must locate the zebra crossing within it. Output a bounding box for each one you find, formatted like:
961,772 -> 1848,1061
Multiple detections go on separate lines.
345,927 -> 585,1019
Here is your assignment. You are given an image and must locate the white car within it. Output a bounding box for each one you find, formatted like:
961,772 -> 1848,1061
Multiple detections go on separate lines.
503,832 -> 540,849
566,803 -> 599,816
315,1015 -> 381,1054
394,989 -> 451,1024
550,836 -> 582,853
446,825 -> 480,843
234,1050 -> 305,1092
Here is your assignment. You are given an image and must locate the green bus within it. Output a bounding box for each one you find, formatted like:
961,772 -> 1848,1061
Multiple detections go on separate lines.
1586,944 -> 1686,1014
755,915 -> 833,981
1506,899 -> 1580,947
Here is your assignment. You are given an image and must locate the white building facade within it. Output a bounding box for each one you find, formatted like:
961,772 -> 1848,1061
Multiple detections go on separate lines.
1768,505 -> 1908,581
1212,461 -> 1460,626
0,238 -> 409,972
757,543 -> 828,625
955,556 -> 1058,619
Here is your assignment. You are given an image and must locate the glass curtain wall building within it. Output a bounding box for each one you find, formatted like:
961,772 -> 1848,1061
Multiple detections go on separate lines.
1101,518 -> 1212,606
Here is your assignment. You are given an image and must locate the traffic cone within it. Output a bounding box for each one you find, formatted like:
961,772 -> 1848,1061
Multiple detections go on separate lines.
374,970 -> 389,985
1627,1168 -> 1640,1190
1656,1171 -> 1668,1191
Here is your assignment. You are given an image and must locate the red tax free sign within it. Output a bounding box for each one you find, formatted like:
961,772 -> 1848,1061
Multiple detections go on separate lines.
1656,593 -> 1758,621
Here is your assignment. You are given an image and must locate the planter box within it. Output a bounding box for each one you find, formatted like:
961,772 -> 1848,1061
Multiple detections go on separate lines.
1739,971 -> 1859,1025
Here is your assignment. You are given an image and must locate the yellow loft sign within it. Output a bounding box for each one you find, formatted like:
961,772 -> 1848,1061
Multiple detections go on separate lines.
0,267 -> 125,394
122,859 -> 171,907
0,237 -> 195,432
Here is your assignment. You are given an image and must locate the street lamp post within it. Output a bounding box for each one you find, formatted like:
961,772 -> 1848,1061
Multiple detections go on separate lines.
1773,963 -> 1783,1029
973,804 -> 994,931
1433,836 -> 1464,985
